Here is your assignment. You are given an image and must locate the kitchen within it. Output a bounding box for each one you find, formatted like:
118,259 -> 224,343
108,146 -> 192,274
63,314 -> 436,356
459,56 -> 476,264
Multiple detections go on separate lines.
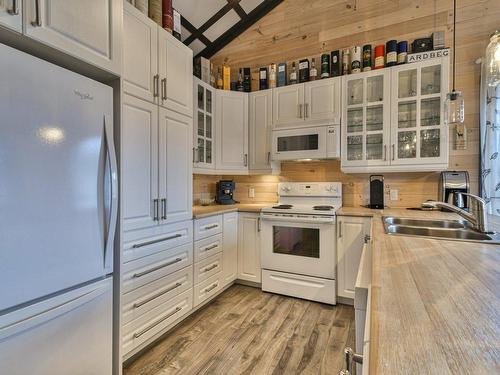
0,0 -> 499,375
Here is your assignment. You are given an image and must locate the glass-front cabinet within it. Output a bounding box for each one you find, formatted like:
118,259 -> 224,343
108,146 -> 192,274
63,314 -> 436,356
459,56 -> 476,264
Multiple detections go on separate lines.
391,59 -> 448,166
193,77 -> 215,170
342,69 -> 391,167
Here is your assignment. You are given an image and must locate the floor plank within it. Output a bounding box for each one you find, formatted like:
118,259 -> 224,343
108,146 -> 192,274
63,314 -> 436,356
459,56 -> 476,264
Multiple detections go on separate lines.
123,285 -> 355,375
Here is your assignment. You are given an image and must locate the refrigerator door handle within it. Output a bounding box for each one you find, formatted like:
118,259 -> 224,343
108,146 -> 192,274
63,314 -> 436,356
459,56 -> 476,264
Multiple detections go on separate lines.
103,115 -> 118,271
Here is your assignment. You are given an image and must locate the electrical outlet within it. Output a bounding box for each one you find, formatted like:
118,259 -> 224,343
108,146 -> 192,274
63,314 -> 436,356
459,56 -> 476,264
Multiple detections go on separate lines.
248,187 -> 255,198
390,189 -> 399,201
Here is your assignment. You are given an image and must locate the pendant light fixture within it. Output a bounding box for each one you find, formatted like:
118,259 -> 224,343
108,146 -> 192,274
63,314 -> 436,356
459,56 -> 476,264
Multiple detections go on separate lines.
444,0 -> 465,125
486,30 -> 500,87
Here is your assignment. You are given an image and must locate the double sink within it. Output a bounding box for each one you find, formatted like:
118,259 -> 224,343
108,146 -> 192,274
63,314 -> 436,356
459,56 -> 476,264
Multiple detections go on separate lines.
383,216 -> 500,244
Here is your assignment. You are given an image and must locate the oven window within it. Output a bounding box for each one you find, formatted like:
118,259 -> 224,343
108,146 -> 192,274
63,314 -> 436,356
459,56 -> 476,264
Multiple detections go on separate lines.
277,134 -> 319,152
272,226 -> 320,258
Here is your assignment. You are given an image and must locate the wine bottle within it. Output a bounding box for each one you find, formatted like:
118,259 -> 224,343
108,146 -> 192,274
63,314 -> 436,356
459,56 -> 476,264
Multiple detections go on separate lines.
321,54 -> 330,78
289,62 -> 297,84
309,58 -> 317,81
236,69 -> 244,92
216,67 -> 223,89
269,63 -> 277,88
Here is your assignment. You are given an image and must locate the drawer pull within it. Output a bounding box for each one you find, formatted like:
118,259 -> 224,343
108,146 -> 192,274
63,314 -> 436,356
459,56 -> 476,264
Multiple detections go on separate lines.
133,306 -> 182,339
205,283 -> 218,293
132,233 -> 182,249
204,264 -> 218,272
133,258 -> 183,278
203,224 -> 219,230
202,243 -> 219,252
133,282 -> 183,309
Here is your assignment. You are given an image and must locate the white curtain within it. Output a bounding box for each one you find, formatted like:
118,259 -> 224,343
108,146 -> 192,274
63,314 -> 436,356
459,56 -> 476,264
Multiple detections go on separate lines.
480,63 -> 500,216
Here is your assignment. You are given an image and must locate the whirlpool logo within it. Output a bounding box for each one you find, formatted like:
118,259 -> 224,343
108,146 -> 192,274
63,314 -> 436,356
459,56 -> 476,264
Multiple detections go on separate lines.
74,90 -> 94,100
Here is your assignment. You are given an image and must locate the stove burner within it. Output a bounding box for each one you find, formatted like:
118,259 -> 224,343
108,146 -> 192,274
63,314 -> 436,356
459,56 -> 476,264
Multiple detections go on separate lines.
272,204 -> 293,209
313,205 -> 334,211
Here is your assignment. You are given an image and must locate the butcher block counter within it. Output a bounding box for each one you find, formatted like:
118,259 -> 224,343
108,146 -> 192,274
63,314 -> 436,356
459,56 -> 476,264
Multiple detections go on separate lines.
192,203 -> 271,219
338,207 -> 500,374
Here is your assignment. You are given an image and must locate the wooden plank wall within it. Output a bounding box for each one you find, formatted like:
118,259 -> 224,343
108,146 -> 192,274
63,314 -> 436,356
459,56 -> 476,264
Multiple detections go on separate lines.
199,0 -> 500,207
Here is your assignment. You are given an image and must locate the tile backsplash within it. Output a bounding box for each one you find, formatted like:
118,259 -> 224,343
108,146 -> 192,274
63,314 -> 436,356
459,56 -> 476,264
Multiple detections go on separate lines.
194,160 -> 442,208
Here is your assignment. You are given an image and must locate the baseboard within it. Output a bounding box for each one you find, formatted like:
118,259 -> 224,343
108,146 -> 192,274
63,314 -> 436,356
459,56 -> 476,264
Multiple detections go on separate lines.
235,279 -> 262,288
337,296 -> 354,306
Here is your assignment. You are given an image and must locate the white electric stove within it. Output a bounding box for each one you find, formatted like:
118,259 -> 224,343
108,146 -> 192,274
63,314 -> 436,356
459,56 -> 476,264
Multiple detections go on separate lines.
260,182 -> 342,305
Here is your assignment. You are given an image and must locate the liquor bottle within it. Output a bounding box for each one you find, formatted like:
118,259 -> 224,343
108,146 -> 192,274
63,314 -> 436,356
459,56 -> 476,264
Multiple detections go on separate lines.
386,40 -> 397,67
342,49 -> 350,75
277,63 -> 287,87
289,62 -> 298,84
362,45 -> 372,72
236,69 -> 244,92
309,58 -> 317,81
162,0 -> 173,32
374,45 -> 385,69
223,65 -> 231,90
299,59 -> 310,83
397,41 -> 408,65
216,67 -> 223,89
321,54 -> 330,78
269,63 -> 277,88
242,68 -> 251,92
351,46 -> 361,73
259,67 -> 268,90
210,63 -> 216,88
330,50 -> 340,77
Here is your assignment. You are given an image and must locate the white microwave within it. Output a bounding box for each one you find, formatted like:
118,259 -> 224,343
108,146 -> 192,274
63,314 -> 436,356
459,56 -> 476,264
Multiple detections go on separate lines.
272,125 -> 340,161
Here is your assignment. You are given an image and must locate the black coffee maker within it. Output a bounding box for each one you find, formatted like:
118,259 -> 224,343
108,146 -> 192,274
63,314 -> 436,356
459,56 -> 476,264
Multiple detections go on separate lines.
216,180 -> 236,205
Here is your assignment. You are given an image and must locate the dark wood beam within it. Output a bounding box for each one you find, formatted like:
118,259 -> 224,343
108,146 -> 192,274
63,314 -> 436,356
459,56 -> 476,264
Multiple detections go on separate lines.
184,3 -> 233,46
181,16 -> 211,46
228,0 -> 247,19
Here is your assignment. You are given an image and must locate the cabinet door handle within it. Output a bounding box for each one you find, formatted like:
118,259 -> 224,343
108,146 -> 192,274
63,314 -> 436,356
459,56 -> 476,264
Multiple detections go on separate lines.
204,264 -> 218,272
257,217 -> 262,232
31,0 -> 41,26
305,103 -> 309,118
364,234 -> 371,243
153,199 -> 159,221
153,74 -> 159,98
202,243 -> 219,252
132,233 -> 182,249
161,198 -> 167,220
392,144 -> 395,160
267,151 -> 271,164
204,224 -> 219,230
161,78 -> 167,100
205,283 -> 218,293
8,0 -> 19,15
298,103 -> 303,118
133,282 -> 182,309
132,257 -> 183,278
384,145 -> 387,161
244,153 -> 248,167
338,221 -> 342,238
133,307 -> 182,338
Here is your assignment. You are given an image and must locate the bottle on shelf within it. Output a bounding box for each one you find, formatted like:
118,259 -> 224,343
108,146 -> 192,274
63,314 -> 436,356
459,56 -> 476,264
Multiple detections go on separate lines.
223,65 -> 231,90
243,68 -> 251,92
216,67 -> 223,89
289,62 -> 298,84
374,45 -> 385,69
351,46 -> 361,73
299,59 -> 310,83
331,50 -> 341,77
362,45 -> 372,72
269,63 -> 277,88
386,40 -> 397,67
236,69 -> 244,92
342,48 -> 350,75
309,58 -> 318,81
397,41 -> 408,65
277,62 -> 287,87
210,62 -> 216,88
321,54 -> 330,78
259,67 -> 268,90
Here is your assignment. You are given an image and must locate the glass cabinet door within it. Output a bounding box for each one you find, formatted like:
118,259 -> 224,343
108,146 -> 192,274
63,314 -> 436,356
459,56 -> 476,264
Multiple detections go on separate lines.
194,79 -> 215,168
392,60 -> 446,165
343,70 -> 390,166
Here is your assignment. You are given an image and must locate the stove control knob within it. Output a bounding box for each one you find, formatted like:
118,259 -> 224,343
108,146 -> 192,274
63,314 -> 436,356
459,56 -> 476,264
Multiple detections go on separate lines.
281,186 -> 291,192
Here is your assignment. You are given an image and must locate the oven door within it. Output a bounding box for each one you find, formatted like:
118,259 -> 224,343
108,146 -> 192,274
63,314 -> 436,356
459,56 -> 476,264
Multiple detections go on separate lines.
272,126 -> 327,160
261,215 -> 336,279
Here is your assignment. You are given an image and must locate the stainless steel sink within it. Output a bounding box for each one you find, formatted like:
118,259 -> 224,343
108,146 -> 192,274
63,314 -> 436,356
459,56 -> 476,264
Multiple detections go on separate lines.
382,216 -> 500,244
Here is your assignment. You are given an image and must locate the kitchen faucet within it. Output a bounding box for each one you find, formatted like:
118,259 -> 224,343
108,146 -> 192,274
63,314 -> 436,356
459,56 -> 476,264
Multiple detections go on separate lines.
422,193 -> 489,233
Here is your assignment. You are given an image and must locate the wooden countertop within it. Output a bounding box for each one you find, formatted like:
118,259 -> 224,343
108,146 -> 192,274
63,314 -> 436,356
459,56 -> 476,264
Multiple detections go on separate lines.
192,203 -> 271,219
340,207 -> 500,374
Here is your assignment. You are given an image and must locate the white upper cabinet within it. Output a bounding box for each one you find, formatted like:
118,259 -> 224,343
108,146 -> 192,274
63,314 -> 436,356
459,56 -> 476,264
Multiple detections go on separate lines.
342,69 -> 391,169
24,0 -> 122,75
273,77 -> 341,129
390,58 -> 449,167
122,94 -> 159,232
123,2 -> 158,103
216,90 -> 249,173
193,78 -> 216,171
249,89 -> 274,172
158,108 -> 193,224
273,84 -> 305,128
341,56 -> 449,173
304,77 -> 341,125
0,0 -> 22,32
158,29 -> 193,117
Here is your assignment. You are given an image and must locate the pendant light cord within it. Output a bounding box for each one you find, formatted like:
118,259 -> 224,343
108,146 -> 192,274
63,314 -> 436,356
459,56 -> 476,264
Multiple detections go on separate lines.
452,0 -> 456,91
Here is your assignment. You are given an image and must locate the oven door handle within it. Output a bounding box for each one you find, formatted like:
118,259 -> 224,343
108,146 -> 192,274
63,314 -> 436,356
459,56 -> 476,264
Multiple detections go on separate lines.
260,215 -> 335,224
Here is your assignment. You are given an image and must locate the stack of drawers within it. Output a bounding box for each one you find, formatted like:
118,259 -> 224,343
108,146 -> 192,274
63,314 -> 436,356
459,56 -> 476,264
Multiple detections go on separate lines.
121,220 -> 194,356
193,215 -> 224,307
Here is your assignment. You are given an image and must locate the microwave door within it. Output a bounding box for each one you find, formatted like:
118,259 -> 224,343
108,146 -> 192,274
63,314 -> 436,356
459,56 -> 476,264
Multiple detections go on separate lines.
272,127 -> 327,160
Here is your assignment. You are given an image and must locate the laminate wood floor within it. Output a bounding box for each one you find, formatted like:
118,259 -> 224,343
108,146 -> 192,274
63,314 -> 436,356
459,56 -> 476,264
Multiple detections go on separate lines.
123,285 -> 355,375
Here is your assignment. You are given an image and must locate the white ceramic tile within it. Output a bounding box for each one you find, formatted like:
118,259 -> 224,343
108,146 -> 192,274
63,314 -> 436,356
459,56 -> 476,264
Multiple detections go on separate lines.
240,0 -> 264,14
189,39 -> 206,56
203,9 -> 240,42
173,0 -> 227,28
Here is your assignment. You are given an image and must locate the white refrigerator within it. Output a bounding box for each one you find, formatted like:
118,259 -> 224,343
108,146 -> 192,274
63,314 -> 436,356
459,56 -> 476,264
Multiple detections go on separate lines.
0,43 -> 118,374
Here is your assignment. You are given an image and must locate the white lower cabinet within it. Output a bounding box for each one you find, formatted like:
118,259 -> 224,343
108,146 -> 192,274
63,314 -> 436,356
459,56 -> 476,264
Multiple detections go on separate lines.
222,212 -> 238,286
337,215 -> 371,299
193,272 -> 222,307
0,0 -> 22,32
237,213 -> 261,283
